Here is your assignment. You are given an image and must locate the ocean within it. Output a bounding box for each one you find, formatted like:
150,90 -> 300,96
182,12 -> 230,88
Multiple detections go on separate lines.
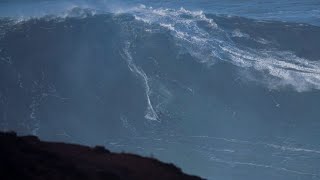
1,0 -> 320,179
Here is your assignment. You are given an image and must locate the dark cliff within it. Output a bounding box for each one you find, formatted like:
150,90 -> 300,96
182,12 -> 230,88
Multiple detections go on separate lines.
0,132 -> 202,180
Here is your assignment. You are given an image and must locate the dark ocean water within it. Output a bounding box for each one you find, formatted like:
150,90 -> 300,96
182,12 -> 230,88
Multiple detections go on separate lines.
1,1 -> 320,179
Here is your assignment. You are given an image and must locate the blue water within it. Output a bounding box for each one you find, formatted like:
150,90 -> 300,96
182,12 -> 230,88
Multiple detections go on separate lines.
1,0 -> 319,25
1,1 -> 320,179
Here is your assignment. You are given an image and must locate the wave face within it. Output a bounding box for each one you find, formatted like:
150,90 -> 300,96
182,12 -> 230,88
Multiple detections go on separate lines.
1,3 -> 320,180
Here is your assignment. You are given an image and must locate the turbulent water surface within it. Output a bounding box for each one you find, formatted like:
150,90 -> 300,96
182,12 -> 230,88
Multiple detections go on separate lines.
1,1 -> 320,179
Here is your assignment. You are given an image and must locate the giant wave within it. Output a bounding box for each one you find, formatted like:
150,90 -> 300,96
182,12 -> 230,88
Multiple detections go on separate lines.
1,4 -> 320,180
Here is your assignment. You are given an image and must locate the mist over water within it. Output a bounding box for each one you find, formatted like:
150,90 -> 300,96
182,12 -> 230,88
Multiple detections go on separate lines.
1,1 -> 320,179
1,0 -> 320,25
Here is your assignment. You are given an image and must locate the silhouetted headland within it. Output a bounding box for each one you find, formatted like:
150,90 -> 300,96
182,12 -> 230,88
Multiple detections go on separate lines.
0,131 -> 202,180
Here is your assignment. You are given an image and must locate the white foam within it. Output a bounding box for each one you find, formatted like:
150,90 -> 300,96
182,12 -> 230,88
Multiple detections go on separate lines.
264,143 -> 320,154
210,157 -> 319,177
232,29 -> 250,38
220,45 -> 320,91
121,42 -> 159,122
130,5 -> 320,92
2,3 -> 320,92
